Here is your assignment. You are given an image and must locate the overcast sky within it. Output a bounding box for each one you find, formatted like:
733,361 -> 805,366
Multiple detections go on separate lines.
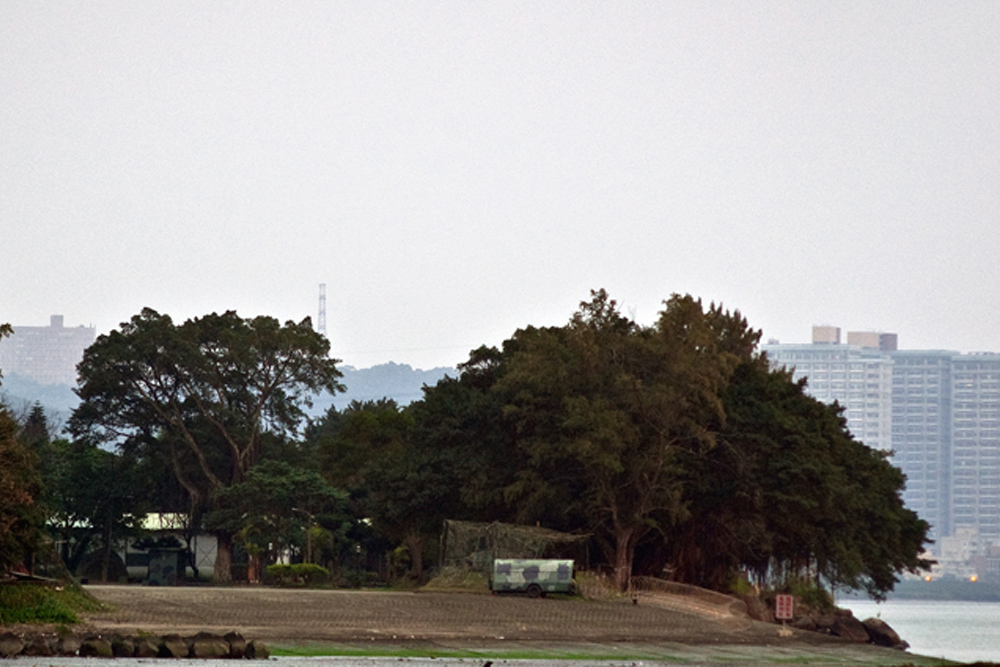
2,2 -> 998,370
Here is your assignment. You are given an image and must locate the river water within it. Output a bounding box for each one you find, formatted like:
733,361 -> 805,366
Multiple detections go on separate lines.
841,598 -> 1000,663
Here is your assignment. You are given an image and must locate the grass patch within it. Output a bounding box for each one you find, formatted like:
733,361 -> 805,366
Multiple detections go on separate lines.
0,582 -> 104,625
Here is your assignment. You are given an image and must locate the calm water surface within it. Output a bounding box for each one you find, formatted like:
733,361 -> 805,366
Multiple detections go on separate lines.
841,598 -> 1000,663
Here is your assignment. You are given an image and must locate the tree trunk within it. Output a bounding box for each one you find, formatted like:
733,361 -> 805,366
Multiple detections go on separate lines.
101,514 -> 113,582
613,526 -> 637,592
214,532 -> 233,583
405,534 -> 425,582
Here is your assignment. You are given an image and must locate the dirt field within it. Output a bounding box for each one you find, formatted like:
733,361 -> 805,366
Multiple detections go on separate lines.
74,584 -> 942,667
81,585 -> 759,644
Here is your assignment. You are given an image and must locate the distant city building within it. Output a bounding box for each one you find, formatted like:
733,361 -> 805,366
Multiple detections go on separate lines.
949,354 -> 1000,541
0,315 -> 96,386
763,331 -> 894,452
890,350 -> 956,541
763,329 -> 1000,551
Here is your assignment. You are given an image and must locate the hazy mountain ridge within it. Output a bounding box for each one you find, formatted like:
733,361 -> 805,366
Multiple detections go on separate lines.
310,362 -> 456,415
0,363 -> 458,425
0,373 -> 79,425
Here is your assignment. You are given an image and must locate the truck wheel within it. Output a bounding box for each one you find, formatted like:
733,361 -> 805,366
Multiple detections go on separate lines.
527,584 -> 542,598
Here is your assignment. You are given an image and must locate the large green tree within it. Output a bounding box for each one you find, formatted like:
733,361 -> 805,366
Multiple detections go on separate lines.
0,407 -> 44,575
663,358 -> 931,598
33,435 -> 148,578
206,460 -> 347,568
409,291 -> 929,597
487,291 -> 757,590
70,308 -> 343,581
0,324 -> 45,575
319,400 -> 431,579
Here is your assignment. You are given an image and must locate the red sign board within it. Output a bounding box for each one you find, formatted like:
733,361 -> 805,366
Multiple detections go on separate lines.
775,594 -> 794,620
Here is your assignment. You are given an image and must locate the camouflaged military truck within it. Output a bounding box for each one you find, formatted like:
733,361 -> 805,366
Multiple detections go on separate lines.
489,559 -> 575,597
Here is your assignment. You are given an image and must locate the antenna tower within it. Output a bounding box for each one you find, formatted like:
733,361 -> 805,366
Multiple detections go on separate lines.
318,283 -> 327,336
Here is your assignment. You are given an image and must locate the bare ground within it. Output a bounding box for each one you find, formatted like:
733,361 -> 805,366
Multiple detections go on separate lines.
69,584 -> 945,666
81,584 -> 767,644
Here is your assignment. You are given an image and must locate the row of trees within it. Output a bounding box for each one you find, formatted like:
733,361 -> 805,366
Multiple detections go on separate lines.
0,323 -> 45,574
2,292 -> 930,598
314,291 -> 930,595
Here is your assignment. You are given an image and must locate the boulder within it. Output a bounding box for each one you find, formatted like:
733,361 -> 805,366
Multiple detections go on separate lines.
830,614 -> 870,643
791,614 -> 818,632
111,635 -> 135,657
135,636 -> 161,658
811,612 -> 839,631
224,631 -> 247,659
741,594 -> 774,623
246,639 -> 270,660
862,617 -> 905,649
22,633 -> 55,656
0,632 -> 24,658
189,632 -> 230,659
57,633 -> 82,656
159,633 -> 190,658
80,636 -> 114,658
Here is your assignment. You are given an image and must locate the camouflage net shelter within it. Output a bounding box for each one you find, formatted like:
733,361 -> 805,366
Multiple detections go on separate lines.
440,520 -> 590,573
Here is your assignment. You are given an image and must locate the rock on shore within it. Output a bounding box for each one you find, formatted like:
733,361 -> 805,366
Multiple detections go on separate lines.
740,594 -> 909,650
0,629 -> 269,659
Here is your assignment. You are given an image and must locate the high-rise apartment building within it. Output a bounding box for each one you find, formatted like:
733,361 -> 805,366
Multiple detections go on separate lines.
0,315 -> 96,386
949,354 -> 1000,541
890,351 -> 955,542
763,330 -> 1000,551
762,331 -> 894,452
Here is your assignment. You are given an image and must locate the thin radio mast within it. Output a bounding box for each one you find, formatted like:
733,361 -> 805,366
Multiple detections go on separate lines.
318,283 -> 327,336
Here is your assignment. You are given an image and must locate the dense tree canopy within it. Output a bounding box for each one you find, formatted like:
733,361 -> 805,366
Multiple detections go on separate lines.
662,358 -> 930,598
397,290 -> 930,596
11,296 -> 928,596
318,399 -> 454,579
0,324 -> 44,575
70,308 -> 343,581
206,459 -> 347,568
480,291 -> 760,589
0,406 -> 43,575
32,434 -> 148,578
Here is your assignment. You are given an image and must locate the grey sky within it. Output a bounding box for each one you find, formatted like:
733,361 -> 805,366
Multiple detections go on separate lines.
2,2 -> 997,370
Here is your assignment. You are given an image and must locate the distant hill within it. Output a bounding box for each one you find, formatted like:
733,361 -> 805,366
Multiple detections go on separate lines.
308,362 -> 457,416
0,363 -> 458,426
0,373 -> 79,431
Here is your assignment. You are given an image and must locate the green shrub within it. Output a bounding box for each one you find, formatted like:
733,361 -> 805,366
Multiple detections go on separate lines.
265,563 -> 330,587
788,578 -> 834,613
729,575 -> 754,597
